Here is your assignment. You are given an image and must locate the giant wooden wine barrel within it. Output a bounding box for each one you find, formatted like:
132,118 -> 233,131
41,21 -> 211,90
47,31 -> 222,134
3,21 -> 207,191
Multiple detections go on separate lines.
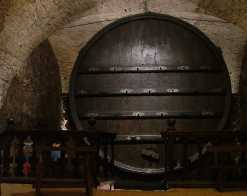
69,13 -> 231,175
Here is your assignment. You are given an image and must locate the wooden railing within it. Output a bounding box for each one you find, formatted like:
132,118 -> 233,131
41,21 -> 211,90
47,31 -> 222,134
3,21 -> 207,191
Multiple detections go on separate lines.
0,130 -> 115,196
161,131 -> 247,191
0,129 -> 246,193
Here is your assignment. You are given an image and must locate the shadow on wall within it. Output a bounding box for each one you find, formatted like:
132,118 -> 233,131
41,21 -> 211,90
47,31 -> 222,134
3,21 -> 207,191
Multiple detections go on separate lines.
0,40 -> 61,130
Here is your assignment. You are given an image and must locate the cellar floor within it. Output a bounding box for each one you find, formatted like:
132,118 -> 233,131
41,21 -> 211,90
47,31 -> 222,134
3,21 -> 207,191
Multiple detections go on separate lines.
1,184 -> 247,196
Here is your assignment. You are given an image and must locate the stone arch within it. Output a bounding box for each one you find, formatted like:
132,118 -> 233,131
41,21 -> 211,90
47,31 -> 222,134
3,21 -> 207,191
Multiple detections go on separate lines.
0,39 -> 62,130
0,0 -> 96,109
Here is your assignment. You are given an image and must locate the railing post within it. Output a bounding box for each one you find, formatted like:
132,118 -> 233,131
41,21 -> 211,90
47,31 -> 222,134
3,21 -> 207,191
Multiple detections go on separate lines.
103,143 -> 108,178
110,137 -> 115,176
85,153 -> 93,196
35,148 -> 42,196
164,130 -> 169,190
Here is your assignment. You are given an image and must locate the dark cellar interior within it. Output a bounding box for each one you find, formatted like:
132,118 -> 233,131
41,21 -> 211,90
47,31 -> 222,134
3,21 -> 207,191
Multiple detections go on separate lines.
0,1 -> 247,196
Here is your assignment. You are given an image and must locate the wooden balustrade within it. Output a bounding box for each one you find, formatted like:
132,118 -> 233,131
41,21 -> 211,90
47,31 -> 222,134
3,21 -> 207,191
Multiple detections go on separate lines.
0,129 -> 246,193
0,130 -> 116,196
161,131 -> 247,191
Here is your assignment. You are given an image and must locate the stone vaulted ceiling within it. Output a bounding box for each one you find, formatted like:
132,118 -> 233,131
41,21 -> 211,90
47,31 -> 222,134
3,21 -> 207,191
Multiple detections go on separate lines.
0,0 -> 246,109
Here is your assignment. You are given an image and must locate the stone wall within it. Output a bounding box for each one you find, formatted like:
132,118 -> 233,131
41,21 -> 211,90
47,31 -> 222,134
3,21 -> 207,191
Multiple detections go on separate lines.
0,40 -> 61,130
0,0 -> 95,111
197,0 -> 247,32
0,0 -> 11,32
